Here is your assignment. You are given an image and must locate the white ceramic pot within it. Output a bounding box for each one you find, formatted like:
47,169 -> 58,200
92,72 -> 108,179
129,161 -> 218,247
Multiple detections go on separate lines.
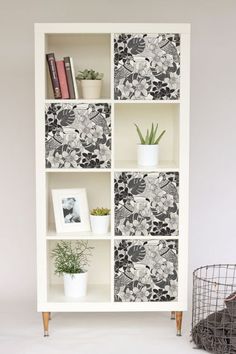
90,215 -> 110,234
80,80 -> 102,99
137,144 -> 159,167
63,272 -> 88,298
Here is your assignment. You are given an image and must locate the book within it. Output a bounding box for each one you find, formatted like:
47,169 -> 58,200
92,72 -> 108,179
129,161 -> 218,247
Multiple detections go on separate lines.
46,53 -> 62,99
64,57 -> 75,99
56,61 -> 69,99
69,57 -> 79,99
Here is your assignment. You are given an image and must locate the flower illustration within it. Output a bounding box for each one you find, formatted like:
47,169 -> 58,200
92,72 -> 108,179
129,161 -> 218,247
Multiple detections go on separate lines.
133,219 -> 150,236
118,220 -> 135,235
117,81 -> 134,98
62,150 -> 79,168
94,144 -> 111,161
47,152 -> 64,168
165,213 -> 179,230
165,280 -> 178,298
132,78 -> 149,98
164,72 -> 180,90
133,285 -> 150,302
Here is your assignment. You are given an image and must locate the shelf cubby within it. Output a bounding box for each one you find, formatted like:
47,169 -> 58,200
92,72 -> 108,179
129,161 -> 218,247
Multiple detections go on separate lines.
114,103 -> 179,170
45,33 -> 111,100
47,240 -> 111,303
46,172 -> 111,237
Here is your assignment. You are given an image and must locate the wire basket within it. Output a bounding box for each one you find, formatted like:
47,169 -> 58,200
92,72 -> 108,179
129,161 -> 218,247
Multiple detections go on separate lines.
192,264 -> 236,354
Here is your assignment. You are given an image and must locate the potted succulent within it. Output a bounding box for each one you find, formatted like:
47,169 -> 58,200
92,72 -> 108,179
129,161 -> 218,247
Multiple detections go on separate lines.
76,69 -> 104,99
51,240 -> 93,298
90,207 -> 110,234
135,123 -> 166,166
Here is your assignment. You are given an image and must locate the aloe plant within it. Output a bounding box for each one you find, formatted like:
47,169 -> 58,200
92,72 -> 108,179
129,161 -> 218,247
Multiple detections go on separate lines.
90,207 -> 110,216
76,69 -> 104,80
135,123 -> 166,145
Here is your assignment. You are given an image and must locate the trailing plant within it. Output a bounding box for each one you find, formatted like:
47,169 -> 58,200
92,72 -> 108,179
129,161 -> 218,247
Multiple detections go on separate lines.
135,123 -> 166,145
76,69 -> 104,80
51,240 -> 93,275
90,207 -> 110,216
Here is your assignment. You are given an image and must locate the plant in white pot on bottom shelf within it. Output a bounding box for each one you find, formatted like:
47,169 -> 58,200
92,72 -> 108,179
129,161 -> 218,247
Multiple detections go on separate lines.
135,123 -> 166,167
90,207 -> 110,235
76,69 -> 104,99
51,240 -> 93,298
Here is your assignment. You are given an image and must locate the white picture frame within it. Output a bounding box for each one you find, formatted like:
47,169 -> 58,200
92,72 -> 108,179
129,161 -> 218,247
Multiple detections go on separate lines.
52,188 -> 91,233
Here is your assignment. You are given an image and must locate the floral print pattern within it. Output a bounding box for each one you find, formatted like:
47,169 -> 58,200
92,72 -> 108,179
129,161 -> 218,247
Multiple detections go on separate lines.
114,172 -> 179,236
45,103 -> 111,168
114,33 -> 180,100
114,239 -> 178,302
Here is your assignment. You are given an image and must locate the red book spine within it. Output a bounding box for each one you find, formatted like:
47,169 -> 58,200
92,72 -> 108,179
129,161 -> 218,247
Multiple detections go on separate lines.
56,61 -> 70,99
46,53 -> 62,99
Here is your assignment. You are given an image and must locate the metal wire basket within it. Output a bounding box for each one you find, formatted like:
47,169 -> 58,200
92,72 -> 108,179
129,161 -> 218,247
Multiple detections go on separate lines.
192,264 -> 236,354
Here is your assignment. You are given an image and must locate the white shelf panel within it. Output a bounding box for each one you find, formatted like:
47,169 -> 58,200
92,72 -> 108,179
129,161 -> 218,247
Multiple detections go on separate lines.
114,236 -> 178,240
47,226 -> 111,240
45,99 -> 112,104
114,100 -> 180,104
48,284 -> 111,303
114,160 -> 179,172
46,168 -> 111,173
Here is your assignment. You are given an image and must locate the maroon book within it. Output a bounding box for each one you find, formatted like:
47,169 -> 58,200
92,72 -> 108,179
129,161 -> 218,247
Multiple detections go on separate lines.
46,53 -> 62,99
56,61 -> 69,99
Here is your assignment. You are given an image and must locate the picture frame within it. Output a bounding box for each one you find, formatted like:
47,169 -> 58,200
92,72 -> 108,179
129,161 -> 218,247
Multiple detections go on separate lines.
52,188 -> 91,233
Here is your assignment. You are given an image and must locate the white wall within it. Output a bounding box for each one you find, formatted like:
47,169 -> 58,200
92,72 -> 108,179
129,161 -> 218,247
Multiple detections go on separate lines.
0,0 -> 236,310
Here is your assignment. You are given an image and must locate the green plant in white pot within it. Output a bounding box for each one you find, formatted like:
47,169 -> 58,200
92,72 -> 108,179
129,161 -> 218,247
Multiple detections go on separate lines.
90,207 -> 110,235
135,123 -> 166,167
51,240 -> 93,298
76,69 -> 104,99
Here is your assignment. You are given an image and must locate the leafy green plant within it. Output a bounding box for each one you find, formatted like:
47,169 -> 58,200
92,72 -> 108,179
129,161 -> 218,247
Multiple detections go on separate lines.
76,69 -> 104,80
90,207 -> 110,216
135,123 -> 166,145
51,240 -> 93,275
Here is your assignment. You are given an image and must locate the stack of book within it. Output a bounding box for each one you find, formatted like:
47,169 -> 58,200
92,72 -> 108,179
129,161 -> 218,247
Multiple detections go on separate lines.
46,53 -> 78,99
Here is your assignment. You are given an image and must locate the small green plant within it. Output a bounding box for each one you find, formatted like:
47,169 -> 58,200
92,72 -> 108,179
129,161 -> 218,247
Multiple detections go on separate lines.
76,69 -> 104,80
90,207 -> 110,216
51,240 -> 93,275
135,123 -> 166,145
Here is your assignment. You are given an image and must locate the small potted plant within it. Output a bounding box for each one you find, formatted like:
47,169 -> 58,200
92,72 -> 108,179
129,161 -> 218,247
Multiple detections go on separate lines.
90,207 -> 110,234
51,240 -> 93,298
76,69 -> 104,99
135,123 -> 166,166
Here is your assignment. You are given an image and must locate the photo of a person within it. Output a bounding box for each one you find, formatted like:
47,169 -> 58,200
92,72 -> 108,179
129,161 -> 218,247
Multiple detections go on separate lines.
62,197 -> 81,224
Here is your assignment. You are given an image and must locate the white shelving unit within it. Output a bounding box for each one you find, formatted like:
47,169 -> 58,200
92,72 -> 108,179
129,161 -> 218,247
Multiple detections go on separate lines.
35,23 -> 190,335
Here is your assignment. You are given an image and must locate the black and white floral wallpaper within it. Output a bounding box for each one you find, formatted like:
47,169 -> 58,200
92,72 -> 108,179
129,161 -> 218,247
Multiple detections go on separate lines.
114,172 -> 179,236
45,103 -> 111,168
114,239 -> 178,302
114,33 -> 180,100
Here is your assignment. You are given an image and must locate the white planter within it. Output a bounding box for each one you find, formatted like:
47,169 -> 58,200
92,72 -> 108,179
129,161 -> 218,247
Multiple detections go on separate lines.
63,272 -> 88,298
90,215 -> 110,234
80,80 -> 102,99
137,144 -> 159,167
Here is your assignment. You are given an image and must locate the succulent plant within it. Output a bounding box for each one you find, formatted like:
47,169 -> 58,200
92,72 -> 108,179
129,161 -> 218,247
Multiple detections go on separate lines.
135,123 -> 166,145
76,69 -> 104,80
90,207 -> 110,216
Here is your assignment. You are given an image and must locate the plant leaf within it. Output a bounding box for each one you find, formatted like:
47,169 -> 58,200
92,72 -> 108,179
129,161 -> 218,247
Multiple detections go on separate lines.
128,177 -> 146,195
135,124 -> 145,144
149,123 -> 154,144
128,245 -> 146,262
155,130 -> 166,144
145,129 -> 149,144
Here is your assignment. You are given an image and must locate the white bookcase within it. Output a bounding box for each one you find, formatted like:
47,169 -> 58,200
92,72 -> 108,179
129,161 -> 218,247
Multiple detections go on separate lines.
35,23 -> 190,336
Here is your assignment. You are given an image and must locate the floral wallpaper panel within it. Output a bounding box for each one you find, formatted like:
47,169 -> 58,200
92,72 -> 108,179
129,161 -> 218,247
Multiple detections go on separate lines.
45,103 -> 111,168
114,33 -> 180,100
114,239 -> 178,302
115,172 -> 179,236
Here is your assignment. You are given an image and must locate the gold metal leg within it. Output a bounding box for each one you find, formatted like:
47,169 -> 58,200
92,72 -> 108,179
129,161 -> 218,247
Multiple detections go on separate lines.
170,311 -> 175,320
176,311 -> 183,336
42,312 -> 50,337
